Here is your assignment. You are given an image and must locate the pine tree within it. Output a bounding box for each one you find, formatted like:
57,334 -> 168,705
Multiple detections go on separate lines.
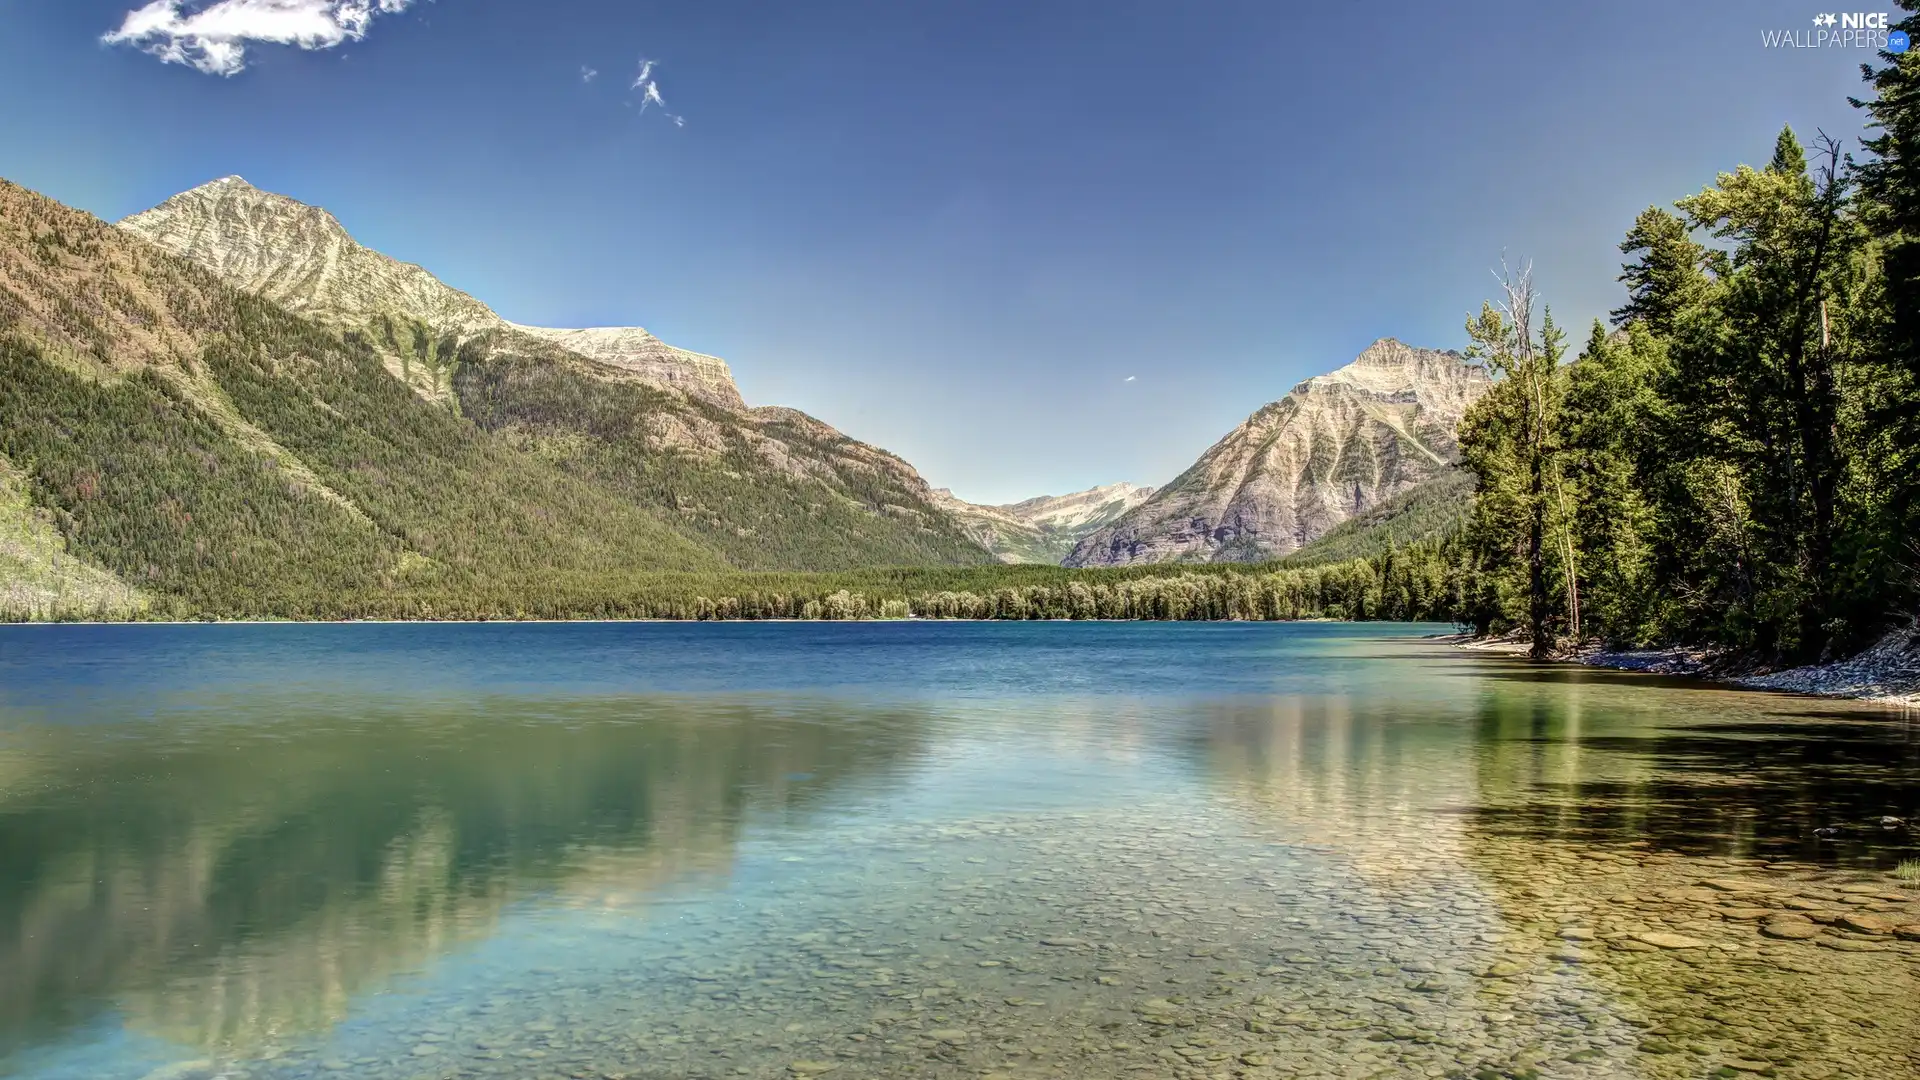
1459,267 -> 1570,657
1854,3 -> 1920,621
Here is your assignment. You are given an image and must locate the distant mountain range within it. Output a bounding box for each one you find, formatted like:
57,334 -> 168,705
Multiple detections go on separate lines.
930,483 -> 1156,564
1067,339 -> 1489,567
0,172 -> 1484,618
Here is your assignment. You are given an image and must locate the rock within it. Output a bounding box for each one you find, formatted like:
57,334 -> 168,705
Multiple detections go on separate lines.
1038,937 -> 1089,947
1759,919 -> 1822,940
1558,927 -> 1596,940
1893,924 -> 1920,942
925,1029 -> 968,1043
1723,1059 -> 1777,1074
1632,932 -> 1709,950
1817,937 -> 1891,952
1835,913 -> 1894,934
1478,961 -> 1527,978
1719,907 -> 1776,920
788,1062 -> 838,1074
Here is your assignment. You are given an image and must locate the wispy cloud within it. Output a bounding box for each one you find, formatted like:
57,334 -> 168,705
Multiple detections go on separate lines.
631,56 -> 685,127
580,64 -> 598,83
1124,375 -> 1136,382
102,0 -> 416,76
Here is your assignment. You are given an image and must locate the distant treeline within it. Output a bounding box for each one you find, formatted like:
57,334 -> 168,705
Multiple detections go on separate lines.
79,546 -> 1461,623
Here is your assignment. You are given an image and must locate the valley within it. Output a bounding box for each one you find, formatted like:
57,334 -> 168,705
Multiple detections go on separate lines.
0,174 -> 1466,620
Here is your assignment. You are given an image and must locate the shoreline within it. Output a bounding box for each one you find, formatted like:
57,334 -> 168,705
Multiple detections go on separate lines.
0,615 -> 1367,627
1446,629 -> 1920,710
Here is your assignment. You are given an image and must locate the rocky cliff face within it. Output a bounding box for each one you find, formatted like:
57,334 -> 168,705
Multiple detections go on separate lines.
932,482 -> 1156,564
1066,339 -> 1488,566
504,325 -> 744,410
118,177 -> 746,409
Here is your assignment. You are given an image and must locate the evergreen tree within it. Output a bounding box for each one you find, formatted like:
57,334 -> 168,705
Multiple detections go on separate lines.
1613,208 -> 1714,336
1458,268 -> 1571,657
1854,2 -> 1920,622
1562,321 -> 1668,645
1669,125 -> 1861,659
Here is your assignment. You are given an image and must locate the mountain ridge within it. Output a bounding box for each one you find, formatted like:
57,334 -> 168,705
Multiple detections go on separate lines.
929,482 -> 1157,564
1066,338 -> 1489,567
118,176 -> 749,409
110,175 -> 991,571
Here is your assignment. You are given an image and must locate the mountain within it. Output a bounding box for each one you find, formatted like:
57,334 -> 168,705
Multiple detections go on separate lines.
0,175 -> 729,618
1277,467 -> 1475,566
111,176 -> 990,573
1066,339 -> 1490,567
500,324 -> 743,410
930,482 -> 1156,564
0,174 -> 992,618
119,176 -> 745,409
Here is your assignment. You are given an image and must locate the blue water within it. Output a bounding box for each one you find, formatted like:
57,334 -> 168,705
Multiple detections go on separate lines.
0,622 -> 1914,1080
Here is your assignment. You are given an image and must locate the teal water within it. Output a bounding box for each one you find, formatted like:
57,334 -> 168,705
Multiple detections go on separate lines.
0,622 -> 1915,1080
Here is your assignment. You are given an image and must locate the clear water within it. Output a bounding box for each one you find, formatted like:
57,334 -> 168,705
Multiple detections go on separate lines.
0,622 -> 1915,1080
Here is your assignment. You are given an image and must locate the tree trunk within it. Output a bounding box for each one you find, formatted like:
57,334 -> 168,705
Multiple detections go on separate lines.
1785,137 -> 1845,661
1529,448 -> 1550,659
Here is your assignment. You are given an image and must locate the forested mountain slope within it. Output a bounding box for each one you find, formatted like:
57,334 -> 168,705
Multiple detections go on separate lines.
116,177 -> 991,571
0,177 -> 741,617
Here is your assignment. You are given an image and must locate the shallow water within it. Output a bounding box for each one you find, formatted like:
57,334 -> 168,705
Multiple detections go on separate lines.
0,622 -> 1915,1080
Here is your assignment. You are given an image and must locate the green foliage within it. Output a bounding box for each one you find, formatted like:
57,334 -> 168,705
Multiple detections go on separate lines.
0,451 -> 148,621
1457,81 -> 1920,661
0,314 -> 739,618
1282,469 -> 1475,567
1456,279 -> 1573,656
1560,323 -> 1667,644
1854,1 -> 1920,625
451,339 -> 990,571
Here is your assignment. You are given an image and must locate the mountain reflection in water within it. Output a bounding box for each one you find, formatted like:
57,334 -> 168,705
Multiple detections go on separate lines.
0,691 -> 936,1061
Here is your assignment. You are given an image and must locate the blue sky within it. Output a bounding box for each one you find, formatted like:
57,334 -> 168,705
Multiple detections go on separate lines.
0,0 -> 1892,503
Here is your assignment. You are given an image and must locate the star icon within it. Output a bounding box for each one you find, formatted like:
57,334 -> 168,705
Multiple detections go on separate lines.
1818,12 -> 1838,26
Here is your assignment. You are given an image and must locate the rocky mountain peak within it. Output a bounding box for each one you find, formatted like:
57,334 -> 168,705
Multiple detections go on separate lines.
1066,341 -> 1489,567
1306,338 -> 1469,397
159,175 -> 350,237
118,178 -> 747,409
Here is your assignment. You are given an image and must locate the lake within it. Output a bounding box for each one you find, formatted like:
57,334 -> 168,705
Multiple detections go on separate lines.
0,622 -> 1915,1080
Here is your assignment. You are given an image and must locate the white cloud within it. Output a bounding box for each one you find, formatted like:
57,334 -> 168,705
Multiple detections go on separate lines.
102,0 -> 416,76
580,65 -> 597,82
630,56 -> 684,127
1124,375 -> 1136,382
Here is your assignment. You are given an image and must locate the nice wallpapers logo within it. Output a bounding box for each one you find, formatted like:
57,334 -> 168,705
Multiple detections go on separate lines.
1762,12 -> 1909,51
